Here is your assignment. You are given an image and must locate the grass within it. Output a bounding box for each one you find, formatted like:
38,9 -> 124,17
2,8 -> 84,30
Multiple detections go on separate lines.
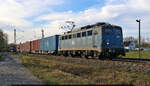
12,54 -> 150,85
123,50 -> 150,59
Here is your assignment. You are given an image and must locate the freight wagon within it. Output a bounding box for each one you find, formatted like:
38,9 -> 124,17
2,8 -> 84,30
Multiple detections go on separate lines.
58,22 -> 125,58
31,39 -> 40,53
19,41 -> 31,53
40,35 -> 59,54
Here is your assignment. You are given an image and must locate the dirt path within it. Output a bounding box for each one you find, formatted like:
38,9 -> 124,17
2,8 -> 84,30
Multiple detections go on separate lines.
0,52 -> 44,85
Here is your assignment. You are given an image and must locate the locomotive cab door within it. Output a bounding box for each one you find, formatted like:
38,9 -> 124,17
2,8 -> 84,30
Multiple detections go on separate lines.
92,27 -> 98,48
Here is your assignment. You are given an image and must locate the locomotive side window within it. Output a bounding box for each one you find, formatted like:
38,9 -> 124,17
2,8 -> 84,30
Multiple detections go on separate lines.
82,32 -> 86,37
59,37 -> 62,40
69,35 -> 72,39
62,36 -> 64,40
73,34 -> 76,38
87,30 -> 92,36
65,35 -> 68,40
77,33 -> 81,38
105,28 -> 112,34
116,29 -> 121,35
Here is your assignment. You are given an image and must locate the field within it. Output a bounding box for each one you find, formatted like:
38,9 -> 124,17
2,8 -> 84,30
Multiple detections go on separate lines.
12,52 -> 150,85
123,51 -> 150,59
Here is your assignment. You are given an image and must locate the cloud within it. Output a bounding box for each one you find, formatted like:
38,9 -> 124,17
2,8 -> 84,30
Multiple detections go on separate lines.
36,11 -> 73,21
0,0 -> 32,27
36,3 -> 127,26
3,20 -> 66,43
35,0 -> 150,41
2,0 -> 150,43
0,0 -> 63,27
0,0 -> 64,43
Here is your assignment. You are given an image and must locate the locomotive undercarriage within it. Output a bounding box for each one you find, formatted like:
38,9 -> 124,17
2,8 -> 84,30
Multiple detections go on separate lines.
101,48 -> 125,58
58,48 -> 125,59
58,50 -> 100,58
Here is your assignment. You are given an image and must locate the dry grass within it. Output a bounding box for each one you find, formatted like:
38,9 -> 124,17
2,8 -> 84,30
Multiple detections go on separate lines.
123,51 -> 150,59
13,54 -> 150,85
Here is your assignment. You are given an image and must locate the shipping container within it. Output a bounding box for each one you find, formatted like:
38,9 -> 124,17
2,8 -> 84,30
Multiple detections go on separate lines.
40,35 -> 59,54
31,39 -> 40,53
20,41 -> 31,52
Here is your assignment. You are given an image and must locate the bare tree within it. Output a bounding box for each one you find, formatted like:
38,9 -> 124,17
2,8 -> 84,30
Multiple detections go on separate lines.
146,36 -> 150,43
124,36 -> 135,42
0,29 -> 8,51
123,36 -> 138,47
124,36 -> 149,47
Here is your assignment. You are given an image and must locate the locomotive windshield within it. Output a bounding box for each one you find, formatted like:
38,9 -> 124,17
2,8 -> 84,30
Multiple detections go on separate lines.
104,27 -> 122,35
116,28 -> 122,35
105,28 -> 112,34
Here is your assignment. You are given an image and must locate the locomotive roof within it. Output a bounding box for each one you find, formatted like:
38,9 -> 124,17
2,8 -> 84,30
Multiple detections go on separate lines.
64,22 -> 121,34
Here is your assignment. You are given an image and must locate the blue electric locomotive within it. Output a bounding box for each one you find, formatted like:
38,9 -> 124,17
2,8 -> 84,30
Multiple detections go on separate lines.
58,22 -> 125,58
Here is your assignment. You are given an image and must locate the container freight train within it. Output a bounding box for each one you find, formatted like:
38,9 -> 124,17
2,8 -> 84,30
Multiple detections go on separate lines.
15,22 -> 125,59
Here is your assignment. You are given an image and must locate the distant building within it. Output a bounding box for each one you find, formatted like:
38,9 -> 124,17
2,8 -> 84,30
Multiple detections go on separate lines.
124,41 -> 136,51
148,42 -> 150,47
129,42 -> 136,50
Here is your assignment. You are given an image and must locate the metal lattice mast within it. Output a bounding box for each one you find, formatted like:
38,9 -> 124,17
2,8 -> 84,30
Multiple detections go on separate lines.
41,29 -> 44,39
14,29 -> 16,44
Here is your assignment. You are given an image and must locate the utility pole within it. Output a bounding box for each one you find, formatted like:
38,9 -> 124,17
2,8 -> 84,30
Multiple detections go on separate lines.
136,19 -> 141,59
14,29 -> 16,44
41,29 -> 44,39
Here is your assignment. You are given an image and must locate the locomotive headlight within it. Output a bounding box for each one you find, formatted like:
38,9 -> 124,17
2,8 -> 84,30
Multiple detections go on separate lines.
107,42 -> 109,45
106,40 -> 110,45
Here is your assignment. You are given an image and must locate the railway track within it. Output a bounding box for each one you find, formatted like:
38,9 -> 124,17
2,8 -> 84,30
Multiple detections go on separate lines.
18,53 -> 150,64
111,58 -> 150,63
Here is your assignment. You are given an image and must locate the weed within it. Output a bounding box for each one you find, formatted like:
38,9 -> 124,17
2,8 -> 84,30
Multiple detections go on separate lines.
123,51 -> 150,59
12,54 -> 150,85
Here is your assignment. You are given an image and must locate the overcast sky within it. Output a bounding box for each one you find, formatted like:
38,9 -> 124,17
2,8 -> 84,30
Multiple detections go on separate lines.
1,0 -> 150,44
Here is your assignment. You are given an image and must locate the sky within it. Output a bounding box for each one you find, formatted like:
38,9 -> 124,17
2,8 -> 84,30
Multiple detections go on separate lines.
0,0 -> 150,44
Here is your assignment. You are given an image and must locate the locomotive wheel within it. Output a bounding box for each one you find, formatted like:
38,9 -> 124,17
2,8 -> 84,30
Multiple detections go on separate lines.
68,53 -> 72,57
64,53 -> 68,57
81,53 -> 85,58
71,54 -> 75,57
99,53 -> 105,60
85,55 -> 90,59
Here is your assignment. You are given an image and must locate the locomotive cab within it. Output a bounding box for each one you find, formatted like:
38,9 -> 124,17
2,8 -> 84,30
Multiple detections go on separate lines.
102,25 -> 125,57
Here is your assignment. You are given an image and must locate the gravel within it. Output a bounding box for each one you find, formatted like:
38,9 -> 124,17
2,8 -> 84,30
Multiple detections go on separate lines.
0,52 -> 45,86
